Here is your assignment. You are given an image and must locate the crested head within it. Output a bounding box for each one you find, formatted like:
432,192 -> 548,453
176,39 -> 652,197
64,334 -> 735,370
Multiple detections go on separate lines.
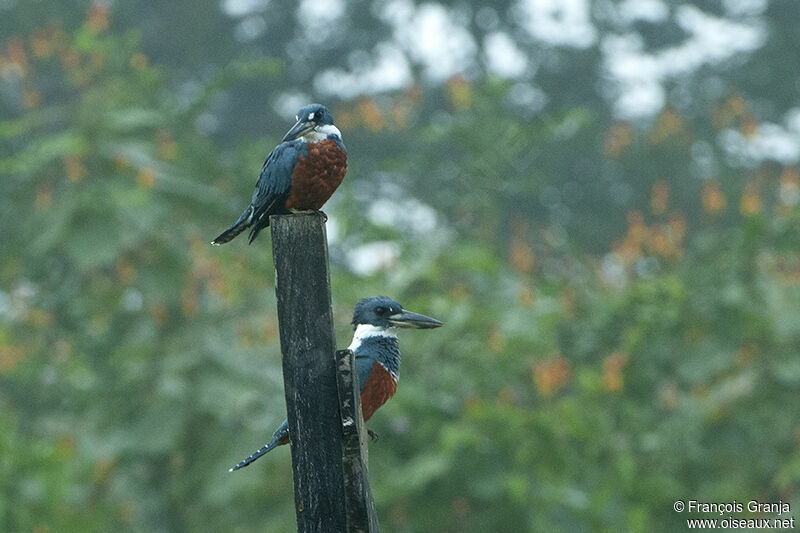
283,103 -> 342,143
351,296 -> 443,330
352,296 -> 403,329
295,103 -> 335,126
347,296 -> 442,380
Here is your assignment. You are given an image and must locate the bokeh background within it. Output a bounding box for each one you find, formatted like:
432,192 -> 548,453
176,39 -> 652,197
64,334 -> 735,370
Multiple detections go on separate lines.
2,0 -> 800,531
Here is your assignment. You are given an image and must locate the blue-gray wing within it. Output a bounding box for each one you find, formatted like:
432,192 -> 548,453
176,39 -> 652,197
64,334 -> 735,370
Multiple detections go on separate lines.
247,140 -> 308,242
355,354 -> 375,395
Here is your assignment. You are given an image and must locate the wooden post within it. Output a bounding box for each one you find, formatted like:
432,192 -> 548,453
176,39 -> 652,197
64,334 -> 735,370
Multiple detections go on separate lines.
270,213 -> 379,533
335,349 -> 380,532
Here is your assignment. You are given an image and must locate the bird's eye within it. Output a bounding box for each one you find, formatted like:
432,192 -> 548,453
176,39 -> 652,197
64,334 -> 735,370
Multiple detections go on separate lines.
374,307 -> 385,315
315,111 -> 323,120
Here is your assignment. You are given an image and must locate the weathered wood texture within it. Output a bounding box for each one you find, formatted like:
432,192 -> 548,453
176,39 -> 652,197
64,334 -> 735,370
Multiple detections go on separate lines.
335,349 -> 380,533
270,213 -> 378,533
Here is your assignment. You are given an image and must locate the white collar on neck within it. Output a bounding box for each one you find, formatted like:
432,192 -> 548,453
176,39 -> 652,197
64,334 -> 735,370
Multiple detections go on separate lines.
347,324 -> 397,352
302,124 -> 342,143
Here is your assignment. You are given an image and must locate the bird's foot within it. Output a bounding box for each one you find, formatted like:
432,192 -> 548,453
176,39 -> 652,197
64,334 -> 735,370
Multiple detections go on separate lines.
367,429 -> 379,441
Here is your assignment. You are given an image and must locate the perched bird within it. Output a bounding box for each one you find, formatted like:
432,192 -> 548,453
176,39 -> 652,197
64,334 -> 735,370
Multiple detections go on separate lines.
230,296 -> 442,471
211,103 -> 347,245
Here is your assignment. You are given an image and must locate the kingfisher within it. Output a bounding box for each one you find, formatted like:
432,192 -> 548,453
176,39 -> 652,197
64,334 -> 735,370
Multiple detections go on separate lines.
229,296 -> 442,471
211,103 -> 347,245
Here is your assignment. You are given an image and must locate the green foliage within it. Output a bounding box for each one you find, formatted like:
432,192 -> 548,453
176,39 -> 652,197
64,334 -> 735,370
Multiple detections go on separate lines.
2,2 -> 800,532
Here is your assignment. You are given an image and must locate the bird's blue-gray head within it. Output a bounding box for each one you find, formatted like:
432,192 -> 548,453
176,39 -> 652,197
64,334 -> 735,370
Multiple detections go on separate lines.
351,296 -> 442,330
282,103 -> 338,142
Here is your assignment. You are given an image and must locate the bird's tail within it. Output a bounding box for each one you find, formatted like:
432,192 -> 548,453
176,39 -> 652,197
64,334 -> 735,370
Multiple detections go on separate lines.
247,223 -> 266,244
211,206 -> 254,245
229,420 -> 290,472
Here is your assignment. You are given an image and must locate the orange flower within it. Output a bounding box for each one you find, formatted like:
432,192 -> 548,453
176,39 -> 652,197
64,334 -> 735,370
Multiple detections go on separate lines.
30,27 -> 54,59
6,36 -> 28,73
604,122 -> 633,158
358,99 -> 384,132
115,259 -> 137,283
651,180 -> 669,215
649,107 -> 685,145
603,352 -> 628,392
0,344 -> 23,373
702,179 -> 726,215
518,282 -> 534,308
779,167 -> 799,207
23,88 -> 41,109
86,2 -> 110,34
668,211 -> 686,239
130,53 -> 148,71
181,287 -> 198,316
739,181 -> 761,216
64,155 -> 86,182
136,166 -> 156,188
533,356 -> 570,396
487,323 -> 506,353
510,239 -> 534,273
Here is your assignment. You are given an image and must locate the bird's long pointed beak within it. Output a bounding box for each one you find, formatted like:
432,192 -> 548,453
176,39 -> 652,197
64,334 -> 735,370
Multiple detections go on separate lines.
282,119 -> 315,142
387,309 -> 443,329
